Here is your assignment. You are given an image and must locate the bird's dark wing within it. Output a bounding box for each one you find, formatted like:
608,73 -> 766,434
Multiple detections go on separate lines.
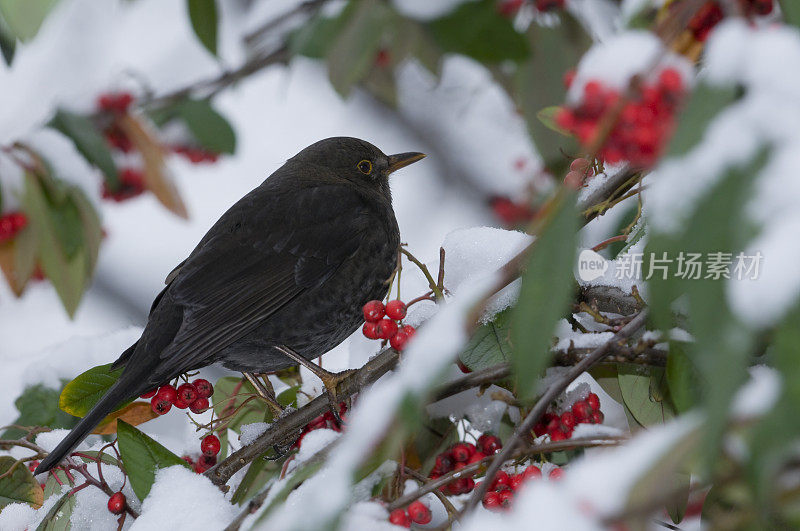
154,182 -> 373,375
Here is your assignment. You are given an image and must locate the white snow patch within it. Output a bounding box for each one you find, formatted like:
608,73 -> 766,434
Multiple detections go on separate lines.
239,422 -> 270,446
391,0 -> 476,20
731,366 -> 781,420
0,503 -> 37,531
131,466 -> 236,530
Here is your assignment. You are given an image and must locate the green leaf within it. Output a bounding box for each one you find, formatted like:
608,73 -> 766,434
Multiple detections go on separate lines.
459,308 -> 512,371
42,468 -> 72,501
59,363 -> 125,418
427,0 -> 529,63
175,99 -> 236,154
117,420 -> 190,501
0,10 -> 15,65
617,366 -> 675,428
326,0 -> 394,97
289,15 -> 343,59
536,106 -> 571,136
511,192 -> 580,400
514,16 -> 590,171
667,83 -> 738,157
780,0 -> 800,30
0,0 -> 59,41
211,377 -> 265,432
22,174 -> 87,316
1,384 -> 78,440
186,0 -> 217,56
49,109 -> 119,190
665,341 -> 699,413
230,454 -> 280,505
0,456 -> 43,509
36,488 -> 75,531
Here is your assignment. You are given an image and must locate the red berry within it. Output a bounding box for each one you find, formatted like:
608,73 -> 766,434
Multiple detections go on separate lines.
193,454 -> 216,473
510,474 -> 525,491
375,319 -> 399,340
388,508 -> 411,527
499,488 -> 514,507
586,393 -> 600,411
407,501 -> 431,525
451,443 -> 472,463
560,411 -> 576,430
362,300 -> 385,322
151,397 -> 172,415
550,430 -> 567,442
177,383 -> 198,404
477,434 -> 502,455
490,470 -> 511,491
549,467 -> 564,480
375,49 -> 391,68
107,491 -> 126,515
572,401 -> 592,422
535,0 -> 565,12
563,69 -> 576,89
523,465 -> 542,480
190,397 -> 210,414
590,410 -> 605,424
434,453 -> 454,474
156,385 -> 177,403
402,324 -> 415,336
546,417 -> 563,436
140,389 -> 157,399
173,397 -> 189,409
658,68 -> 683,95
497,0 -> 523,17
28,460 -> 40,472
362,321 -> 380,340
385,300 -> 407,320
390,331 -> 410,351
201,434 -> 221,456
482,491 -> 502,510
468,451 -> 486,465
192,379 -> 214,398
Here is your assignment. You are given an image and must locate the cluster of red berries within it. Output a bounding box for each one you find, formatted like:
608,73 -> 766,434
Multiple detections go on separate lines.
388,500 -> 432,528
101,168 -> 146,202
481,465 -> 563,511
687,1 -> 772,42
361,300 -> 416,351
489,196 -> 535,228
141,378 -> 214,416
0,211 -> 27,243
183,433 -> 221,473
428,434 -> 502,496
533,392 -> 604,441
292,402 -> 347,449
497,0 -> 564,17
556,68 -> 686,168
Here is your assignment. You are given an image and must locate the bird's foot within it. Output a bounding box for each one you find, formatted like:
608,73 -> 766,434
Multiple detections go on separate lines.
273,346 -> 355,424
243,372 -> 283,419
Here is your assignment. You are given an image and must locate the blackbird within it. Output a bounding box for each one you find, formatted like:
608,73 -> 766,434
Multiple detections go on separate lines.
35,137 -> 425,474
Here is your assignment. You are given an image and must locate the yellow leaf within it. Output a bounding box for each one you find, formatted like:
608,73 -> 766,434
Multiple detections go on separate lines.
92,402 -> 159,435
118,114 -> 189,219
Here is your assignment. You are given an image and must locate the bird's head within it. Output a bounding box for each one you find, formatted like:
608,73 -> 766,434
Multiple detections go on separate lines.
289,137 -> 425,196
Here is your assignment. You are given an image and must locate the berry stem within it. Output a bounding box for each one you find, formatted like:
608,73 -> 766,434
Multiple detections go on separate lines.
400,247 -> 444,300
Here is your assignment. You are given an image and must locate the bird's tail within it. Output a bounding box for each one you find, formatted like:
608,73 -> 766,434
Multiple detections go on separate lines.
34,374 -> 142,475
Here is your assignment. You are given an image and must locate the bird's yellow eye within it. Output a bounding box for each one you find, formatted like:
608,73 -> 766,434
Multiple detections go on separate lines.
357,160 -> 372,174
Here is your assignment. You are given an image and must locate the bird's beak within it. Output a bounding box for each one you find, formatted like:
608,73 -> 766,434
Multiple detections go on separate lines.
387,152 -> 426,174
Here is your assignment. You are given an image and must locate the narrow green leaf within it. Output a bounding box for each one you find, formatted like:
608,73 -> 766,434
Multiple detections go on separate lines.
175,99 -> 236,154
326,0 -> 394,97
536,106 -> 571,136
667,83 -> 738,157
459,308 -> 512,371
186,0 -> 217,56
427,0 -> 529,63
59,363 -> 125,418
0,456 -> 43,509
230,454 -> 280,505
22,173 -> 86,316
617,366 -> 675,427
0,0 -> 59,41
511,192 -> 580,400
1,384 -> 78,440
49,109 -> 119,189
665,341 -> 698,413
117,420 -> 190,501
36,487 -> 75,531
780,0 -> 800,29
0,10 -> 15,65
